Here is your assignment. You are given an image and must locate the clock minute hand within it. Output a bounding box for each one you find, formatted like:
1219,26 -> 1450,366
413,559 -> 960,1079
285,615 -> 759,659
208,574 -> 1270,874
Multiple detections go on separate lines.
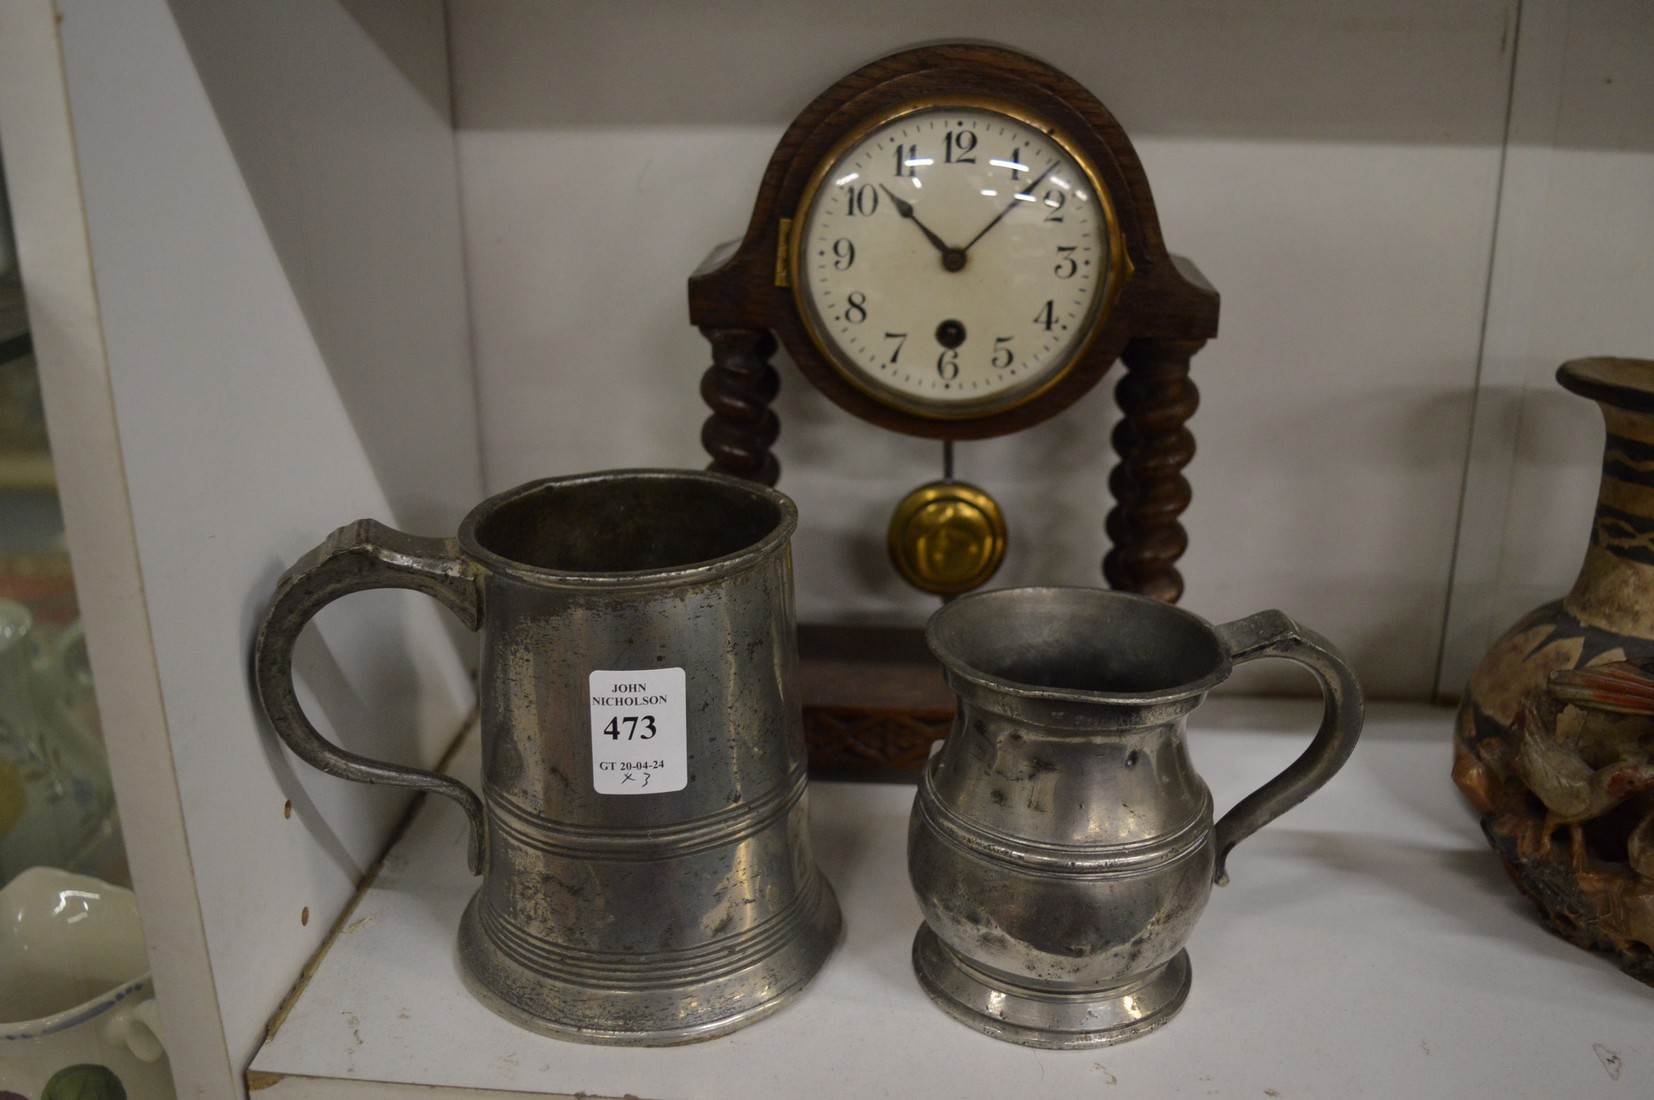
960,161 -> 1060,254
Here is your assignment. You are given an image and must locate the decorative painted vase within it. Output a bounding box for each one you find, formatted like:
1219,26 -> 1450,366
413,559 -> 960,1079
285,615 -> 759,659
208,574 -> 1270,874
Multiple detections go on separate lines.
1454,357 -> 1654,985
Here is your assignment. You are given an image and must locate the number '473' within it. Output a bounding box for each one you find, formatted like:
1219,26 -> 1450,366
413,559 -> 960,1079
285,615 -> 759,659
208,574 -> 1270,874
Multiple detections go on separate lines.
603,715 -> 658,740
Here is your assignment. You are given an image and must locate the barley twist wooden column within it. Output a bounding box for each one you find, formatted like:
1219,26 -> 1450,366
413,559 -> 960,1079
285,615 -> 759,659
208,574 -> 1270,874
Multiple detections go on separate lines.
1104,337 -> 1202,603
699,327 -> 781,486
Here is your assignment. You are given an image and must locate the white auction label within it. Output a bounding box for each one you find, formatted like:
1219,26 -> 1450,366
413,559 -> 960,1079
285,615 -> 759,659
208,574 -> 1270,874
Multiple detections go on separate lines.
588,667 -> 688,794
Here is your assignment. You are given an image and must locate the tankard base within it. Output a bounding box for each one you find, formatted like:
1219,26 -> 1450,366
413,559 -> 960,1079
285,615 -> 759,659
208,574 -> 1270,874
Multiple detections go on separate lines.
456,878 -> 842,1046
911,924 -> 1191,1049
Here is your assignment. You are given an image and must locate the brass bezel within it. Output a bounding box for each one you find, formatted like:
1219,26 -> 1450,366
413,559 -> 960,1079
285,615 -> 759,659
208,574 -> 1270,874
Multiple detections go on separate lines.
789,94 -> 1131,421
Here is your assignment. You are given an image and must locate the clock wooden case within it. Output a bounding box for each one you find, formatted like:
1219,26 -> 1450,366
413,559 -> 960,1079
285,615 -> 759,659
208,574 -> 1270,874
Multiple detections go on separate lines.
688,43 -> 1219,773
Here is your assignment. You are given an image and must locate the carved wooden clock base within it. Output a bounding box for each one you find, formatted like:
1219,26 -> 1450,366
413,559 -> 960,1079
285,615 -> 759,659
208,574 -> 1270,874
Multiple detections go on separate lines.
798,624 -> 953,778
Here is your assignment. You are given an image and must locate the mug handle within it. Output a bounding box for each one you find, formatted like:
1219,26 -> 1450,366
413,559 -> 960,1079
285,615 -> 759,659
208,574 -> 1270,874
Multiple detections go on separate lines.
1208,610 -> 1364,886
103,994 -> 166,1063
252,519 -> 487,874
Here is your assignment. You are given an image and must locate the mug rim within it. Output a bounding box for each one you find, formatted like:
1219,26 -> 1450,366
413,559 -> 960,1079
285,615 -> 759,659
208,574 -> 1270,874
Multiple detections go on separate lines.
457,468 -> 798,587
0,867 -> 154,1038
925,585 -> 1232,705
0,974 -> 152,1038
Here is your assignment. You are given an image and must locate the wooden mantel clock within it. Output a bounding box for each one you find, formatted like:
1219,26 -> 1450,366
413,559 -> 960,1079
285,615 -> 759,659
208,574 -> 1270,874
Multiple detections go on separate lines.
688,43 -> 1219,773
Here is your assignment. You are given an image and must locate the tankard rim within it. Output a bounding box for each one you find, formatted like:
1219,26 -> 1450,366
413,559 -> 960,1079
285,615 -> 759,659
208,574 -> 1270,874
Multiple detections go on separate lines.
458,467 -> 798,587
925,585 -> 1232,705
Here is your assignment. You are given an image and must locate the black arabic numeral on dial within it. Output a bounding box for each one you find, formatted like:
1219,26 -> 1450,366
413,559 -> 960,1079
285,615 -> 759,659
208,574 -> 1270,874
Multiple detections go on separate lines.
845,292 -> 868,324
832,237 -> 856,270
1042,188 -> 1066,222
884,332 -> 908,364
944,129 -> 977,164
844,183 -> 879,217
1034,300 -> 1056,331
893,143 -> 919,177
937,348 -> 960,380
992,337 -> 1014,370
1055,246 -> 1078,279
1007,146 -> 1024,181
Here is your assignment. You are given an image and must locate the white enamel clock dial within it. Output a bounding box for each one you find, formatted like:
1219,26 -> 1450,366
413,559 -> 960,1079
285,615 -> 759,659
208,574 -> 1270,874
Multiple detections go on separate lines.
792,102 -> 1121,418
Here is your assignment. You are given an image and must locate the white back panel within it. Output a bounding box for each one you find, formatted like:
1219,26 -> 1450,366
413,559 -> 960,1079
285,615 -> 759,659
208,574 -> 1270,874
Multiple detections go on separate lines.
449,0 -> 1516,697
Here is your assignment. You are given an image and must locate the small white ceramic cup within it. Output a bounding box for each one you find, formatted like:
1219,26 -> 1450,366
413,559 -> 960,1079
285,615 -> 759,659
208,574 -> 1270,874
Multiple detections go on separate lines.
0,867 -> 174,1100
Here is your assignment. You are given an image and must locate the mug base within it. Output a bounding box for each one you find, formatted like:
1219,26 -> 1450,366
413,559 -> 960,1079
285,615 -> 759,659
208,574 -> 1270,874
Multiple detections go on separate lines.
911,924 -> 1191,1049
457,874 -> 843,1046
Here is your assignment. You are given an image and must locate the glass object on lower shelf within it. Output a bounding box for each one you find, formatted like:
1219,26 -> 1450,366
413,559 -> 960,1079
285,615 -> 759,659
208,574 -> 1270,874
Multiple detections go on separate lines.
0,599 -> 122,886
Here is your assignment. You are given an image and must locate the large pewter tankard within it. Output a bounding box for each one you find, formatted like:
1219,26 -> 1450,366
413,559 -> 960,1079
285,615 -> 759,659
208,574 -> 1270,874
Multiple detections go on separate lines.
909,587 -> 1363,1048
254,470 -> 841,1043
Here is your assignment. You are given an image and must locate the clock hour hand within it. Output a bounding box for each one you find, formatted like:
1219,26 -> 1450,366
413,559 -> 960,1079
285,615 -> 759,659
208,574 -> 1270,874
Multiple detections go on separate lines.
960,160 -> 1060,254
879,184 -> 967,272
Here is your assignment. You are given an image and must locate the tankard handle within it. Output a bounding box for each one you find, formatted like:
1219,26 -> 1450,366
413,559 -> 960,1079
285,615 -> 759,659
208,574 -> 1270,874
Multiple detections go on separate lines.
1209,610 -> 1364,886
252,520 -> 488,874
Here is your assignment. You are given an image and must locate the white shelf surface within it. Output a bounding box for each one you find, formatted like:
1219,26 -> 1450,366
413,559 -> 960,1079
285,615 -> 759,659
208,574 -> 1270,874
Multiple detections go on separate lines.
250,699 -> 1652,1098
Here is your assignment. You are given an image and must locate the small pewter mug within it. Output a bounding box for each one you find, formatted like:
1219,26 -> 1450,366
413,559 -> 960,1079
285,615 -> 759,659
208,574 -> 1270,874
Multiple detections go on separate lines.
254,469 -> 841,1044
909,587 -> 1363,1048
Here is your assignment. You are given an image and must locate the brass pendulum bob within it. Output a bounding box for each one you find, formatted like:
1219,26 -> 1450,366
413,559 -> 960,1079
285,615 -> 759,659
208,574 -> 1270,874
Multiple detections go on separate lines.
887,442 -> 1008,597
